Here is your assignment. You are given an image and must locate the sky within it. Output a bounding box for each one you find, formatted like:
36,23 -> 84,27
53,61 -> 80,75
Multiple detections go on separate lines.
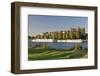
28,15 -> 88,36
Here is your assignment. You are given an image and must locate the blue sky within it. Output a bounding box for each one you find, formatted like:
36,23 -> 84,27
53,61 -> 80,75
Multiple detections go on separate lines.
28,15 -> 88,36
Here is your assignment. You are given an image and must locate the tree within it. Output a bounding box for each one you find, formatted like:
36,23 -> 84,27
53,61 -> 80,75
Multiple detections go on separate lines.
53,31 -> 58,40
60,31 -> 63,40
28,36 -> 33,39
31,27 -> 87,40
80,28 -> 85,39
69,31 -> 73,39
77,27 -> 81,39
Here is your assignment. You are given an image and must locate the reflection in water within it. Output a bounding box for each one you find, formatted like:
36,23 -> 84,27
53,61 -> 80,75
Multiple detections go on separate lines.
29,40 -> 87,49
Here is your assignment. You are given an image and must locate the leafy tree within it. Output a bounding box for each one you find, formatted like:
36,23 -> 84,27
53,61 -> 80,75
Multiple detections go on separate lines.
32,27 -> 87,40
28,36 -> 32,39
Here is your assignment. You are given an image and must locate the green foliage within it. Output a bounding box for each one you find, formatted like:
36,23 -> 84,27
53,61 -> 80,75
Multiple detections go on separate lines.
31,27 -> 87,40
28,36 -> 33,39
33,44 -> 50,49
74,44 -> 82,50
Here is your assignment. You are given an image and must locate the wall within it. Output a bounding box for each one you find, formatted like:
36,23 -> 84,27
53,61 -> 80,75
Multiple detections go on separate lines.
0,0 -> 100,76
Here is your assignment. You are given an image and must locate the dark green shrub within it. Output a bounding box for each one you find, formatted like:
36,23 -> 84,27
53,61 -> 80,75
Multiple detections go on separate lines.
74,44 -> 82,50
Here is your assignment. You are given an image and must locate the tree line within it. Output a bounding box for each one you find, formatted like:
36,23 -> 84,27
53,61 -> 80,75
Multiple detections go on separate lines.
29,27 -> 88,40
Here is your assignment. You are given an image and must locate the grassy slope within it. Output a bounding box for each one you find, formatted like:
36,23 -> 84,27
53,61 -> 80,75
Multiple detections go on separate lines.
28,48 -> 88,60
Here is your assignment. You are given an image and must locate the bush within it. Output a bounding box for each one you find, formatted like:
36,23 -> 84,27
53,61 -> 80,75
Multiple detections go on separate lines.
74,44 -> 82,50
33,44 -> 50,49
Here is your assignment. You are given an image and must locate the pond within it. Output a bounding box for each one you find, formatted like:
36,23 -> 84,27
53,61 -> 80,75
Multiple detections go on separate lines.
28,40 -> 87,49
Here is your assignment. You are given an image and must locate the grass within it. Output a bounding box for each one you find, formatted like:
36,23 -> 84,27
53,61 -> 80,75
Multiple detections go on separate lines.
28,45 -> 88,60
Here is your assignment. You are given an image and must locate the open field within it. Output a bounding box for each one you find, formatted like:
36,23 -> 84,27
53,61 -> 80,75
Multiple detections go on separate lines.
28,47 -> 88,60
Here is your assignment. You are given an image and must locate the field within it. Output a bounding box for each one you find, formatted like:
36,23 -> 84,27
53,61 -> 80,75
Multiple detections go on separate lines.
28,45 -> 88,60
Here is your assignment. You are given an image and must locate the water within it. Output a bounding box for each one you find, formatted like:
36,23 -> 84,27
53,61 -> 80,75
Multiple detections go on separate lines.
29,40 -> 87,49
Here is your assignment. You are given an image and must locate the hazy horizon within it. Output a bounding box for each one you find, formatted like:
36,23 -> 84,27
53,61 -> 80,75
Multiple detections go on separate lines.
28,15 -> 88,36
